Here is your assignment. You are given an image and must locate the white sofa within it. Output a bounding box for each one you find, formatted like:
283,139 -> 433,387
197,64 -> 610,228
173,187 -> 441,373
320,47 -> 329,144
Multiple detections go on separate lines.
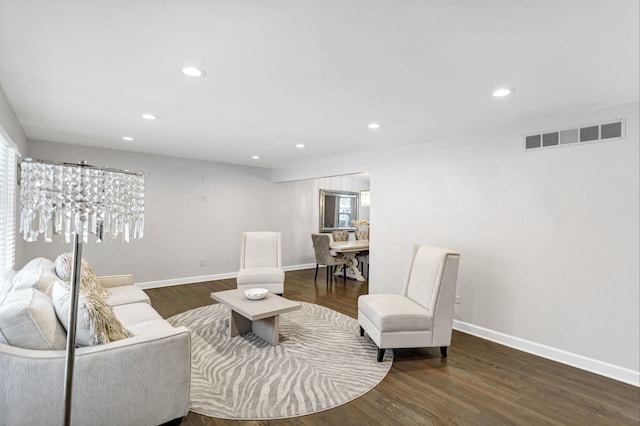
0,257 -> 191,426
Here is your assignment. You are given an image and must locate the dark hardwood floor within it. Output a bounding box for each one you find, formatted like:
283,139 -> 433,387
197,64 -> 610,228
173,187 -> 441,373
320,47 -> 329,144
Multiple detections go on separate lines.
145,269 -> 640,426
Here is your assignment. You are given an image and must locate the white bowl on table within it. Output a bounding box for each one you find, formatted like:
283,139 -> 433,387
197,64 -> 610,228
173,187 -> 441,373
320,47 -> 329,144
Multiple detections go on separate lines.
244,288 -> 269,300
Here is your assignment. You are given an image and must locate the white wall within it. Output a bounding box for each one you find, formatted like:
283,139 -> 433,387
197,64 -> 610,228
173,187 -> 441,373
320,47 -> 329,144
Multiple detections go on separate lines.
377,102 -> 639,382
17,141 -> 370,285
18,141 -> 274,283
0,86 -> 27,155
15,102 -> 639,384
274,102 -> 640,384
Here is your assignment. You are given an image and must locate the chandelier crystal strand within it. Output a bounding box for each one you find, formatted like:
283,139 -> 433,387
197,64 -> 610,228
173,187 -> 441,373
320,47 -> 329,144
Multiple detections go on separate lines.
19,158 -> 145,243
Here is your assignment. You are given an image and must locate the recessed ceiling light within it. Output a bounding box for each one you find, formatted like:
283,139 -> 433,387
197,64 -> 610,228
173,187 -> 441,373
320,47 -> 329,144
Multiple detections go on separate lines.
141,113 -> 157,120
492,88 -> 513,97
296,144 -> 306,148
122,136 -> 134,141
182,66 -> 206,77
251,155 -> 260,160
368,122 -> 381,129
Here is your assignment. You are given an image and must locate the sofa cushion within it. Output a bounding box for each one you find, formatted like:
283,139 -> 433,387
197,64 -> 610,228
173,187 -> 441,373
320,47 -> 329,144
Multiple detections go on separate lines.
52,281 -> 130,346
112,303 -> 164,327
358,294 -> 433,333
12,257 -> 56,291
0,288 -> 67,349
11,257 -> 64,298
11,264 -> 41,291
106,286 -> 151,307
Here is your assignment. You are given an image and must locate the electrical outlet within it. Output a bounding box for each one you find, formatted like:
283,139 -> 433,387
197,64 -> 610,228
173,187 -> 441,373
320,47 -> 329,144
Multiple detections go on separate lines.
199,258 -> 206,267
454,296 -> 461,304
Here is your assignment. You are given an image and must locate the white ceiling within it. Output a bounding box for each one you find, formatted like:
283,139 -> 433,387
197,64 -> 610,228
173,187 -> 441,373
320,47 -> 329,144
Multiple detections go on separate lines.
0,0 -> 638,169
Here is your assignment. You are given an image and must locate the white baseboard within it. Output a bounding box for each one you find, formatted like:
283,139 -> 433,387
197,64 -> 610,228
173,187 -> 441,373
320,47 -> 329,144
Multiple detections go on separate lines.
136,263 -> 317,289
453,320 -> 639,387
136,272 -> 236,289
283,263 -> 317,271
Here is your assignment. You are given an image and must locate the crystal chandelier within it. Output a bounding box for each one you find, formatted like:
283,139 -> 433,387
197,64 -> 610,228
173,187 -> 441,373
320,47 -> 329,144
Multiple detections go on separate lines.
19,157 -> 145,426
19,158 -> 145,244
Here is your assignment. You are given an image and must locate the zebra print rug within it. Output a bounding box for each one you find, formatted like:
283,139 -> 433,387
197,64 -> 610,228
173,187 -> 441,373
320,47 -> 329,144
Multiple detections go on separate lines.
167,301 -> 393,420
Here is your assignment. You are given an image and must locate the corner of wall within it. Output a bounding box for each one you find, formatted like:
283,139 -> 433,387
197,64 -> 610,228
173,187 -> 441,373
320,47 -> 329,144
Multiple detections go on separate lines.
0,84 -> 27,155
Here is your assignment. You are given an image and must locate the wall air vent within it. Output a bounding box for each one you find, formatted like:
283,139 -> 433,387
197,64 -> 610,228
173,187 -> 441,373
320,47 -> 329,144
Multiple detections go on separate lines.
524,118 -> 625,151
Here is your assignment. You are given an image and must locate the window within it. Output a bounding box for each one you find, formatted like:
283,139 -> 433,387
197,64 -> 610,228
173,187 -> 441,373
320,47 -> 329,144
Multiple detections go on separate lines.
0,134 -> 17,277
338,197 -> 354,227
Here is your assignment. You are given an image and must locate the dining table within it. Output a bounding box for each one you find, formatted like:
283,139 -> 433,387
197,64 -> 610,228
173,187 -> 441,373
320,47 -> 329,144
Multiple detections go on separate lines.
329,239 -> 369,281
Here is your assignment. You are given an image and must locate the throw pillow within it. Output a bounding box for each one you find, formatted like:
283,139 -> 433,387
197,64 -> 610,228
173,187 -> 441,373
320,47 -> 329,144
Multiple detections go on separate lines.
54,253 -> 107,299
36,270 -> 60,298
52,281 -> 130,346
12,258 -> 59,297
0,288 -> 67,350
12,265 -> 42,291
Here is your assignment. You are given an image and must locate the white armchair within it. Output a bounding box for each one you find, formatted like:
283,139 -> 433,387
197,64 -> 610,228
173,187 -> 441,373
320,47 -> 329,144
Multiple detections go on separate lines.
358,244 -> 460,361
236,232 -> 285,295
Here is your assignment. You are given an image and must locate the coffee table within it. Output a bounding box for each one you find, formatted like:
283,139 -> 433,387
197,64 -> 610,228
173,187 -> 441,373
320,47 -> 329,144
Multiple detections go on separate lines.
210,289 -> 301,345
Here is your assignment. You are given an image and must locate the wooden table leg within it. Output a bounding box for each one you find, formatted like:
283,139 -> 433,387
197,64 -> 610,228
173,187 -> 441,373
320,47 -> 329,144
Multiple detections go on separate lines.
334,253 -> 366,281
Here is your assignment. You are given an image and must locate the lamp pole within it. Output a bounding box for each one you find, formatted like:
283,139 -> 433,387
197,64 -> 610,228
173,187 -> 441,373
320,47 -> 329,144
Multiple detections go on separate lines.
62,232 -> 83,425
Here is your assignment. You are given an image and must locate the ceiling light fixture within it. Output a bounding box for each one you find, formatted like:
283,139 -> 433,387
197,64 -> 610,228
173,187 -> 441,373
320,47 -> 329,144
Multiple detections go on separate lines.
182,66 -> 206,77
141,113 -> 157,120
368,122 -> 381,129
296,144 -> 306,148
122,136 -> 134,141
492,88 -> 513,97
251,155 -> 260,160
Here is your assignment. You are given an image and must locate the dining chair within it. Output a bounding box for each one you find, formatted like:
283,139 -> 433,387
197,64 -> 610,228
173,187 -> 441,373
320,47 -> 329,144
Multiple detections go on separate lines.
354,230 -> 369,279
311,234 -> 347,284
236,231 -> 285,295
331,230 -> 350,242
354,230 -> 368,240
358,244 -> 460,362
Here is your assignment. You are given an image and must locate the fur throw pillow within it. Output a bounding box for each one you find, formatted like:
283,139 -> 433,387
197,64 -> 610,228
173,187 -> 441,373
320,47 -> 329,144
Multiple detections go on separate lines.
55,253 -> 108,299
53,254 -> 130,345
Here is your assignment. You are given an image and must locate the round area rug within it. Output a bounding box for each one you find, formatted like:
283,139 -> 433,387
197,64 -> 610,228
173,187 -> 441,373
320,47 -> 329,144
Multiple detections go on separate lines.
168,301 -> 393,420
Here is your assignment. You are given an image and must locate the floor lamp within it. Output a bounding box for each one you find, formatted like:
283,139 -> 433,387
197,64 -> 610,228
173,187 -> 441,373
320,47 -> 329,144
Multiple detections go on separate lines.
19,158 -> 145,426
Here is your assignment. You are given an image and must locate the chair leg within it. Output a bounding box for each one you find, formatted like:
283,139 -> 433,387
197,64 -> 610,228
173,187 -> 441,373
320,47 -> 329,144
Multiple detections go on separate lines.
343,264 -> 346,282
326,265 -> 330,284
377,348 -> 385,362
440,346 -> 448,358
359,326 -> 364,337
314,264 -> 319,282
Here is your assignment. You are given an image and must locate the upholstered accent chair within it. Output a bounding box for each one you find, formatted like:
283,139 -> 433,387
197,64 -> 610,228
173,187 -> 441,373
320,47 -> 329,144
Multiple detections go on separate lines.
354,230 -> 368,241
311,234 -> 347,284
331,230 -> 350,242
358,244 -> 460,362
236,232 -> 285,295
